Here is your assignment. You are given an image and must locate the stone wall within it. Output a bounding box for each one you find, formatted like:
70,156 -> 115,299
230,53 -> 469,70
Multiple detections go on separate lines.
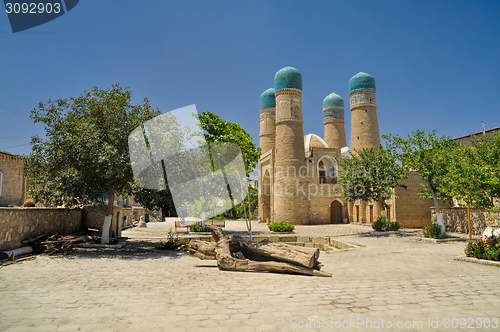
431,207 -> 500,235
82,206 -> 124,238
0,207 -> 82,251
0,152 -> 26,207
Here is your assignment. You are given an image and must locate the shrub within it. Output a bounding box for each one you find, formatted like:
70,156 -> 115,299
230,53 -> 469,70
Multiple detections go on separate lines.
372,216 -> 387,231
387,221 -> 401,231
465,235 -> 500,261
268,222 -> 294,232
157,229 -> 180,250
190,224 -> 204,232
372,216 -> 400,232
423,224 -> 444,239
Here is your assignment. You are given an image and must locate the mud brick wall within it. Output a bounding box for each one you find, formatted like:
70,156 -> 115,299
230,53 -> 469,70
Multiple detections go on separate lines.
0,208 -> 82,251
0,152 -> 26,207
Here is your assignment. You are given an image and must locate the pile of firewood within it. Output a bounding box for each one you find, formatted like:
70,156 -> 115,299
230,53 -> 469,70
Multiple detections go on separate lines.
20,234 -> 98,257
188,226 -> 332,277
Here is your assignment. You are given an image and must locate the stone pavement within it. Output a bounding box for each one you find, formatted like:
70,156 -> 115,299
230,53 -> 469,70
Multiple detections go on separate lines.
123,218 -> 375,239
1,223 -> 500,332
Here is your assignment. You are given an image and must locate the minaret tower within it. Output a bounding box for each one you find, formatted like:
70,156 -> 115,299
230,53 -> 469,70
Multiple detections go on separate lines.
349,72 -> 380,151
273,66 -> 309,224
323,93 -> 347,149
259,88 -> 276,154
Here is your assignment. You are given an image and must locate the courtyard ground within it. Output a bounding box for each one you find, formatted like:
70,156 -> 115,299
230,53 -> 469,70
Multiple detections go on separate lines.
1,220 -> 499,332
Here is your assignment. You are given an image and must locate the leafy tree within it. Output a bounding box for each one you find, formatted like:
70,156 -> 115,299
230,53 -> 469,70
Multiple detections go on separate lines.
196,111 -> 260,237
24,84 -> 160,239
197,111 -> 260,176
338,146 -> 410,218
132,187 -> 177,218
383,130 -> 458,235
440,132 -> 500,209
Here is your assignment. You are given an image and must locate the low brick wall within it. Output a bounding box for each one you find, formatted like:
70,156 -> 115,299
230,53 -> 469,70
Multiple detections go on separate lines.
0,208 -> 82,251
431,207 -> 500,235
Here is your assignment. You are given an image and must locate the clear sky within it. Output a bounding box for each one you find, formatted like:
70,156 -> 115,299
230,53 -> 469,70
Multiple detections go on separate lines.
1,0 -> 499,161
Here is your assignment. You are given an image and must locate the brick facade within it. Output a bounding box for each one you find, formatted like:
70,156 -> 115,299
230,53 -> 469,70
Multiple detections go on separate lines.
0,151 -> 26,207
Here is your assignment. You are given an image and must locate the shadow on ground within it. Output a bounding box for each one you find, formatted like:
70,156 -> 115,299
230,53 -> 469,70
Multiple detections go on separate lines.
61,240 -> 191,261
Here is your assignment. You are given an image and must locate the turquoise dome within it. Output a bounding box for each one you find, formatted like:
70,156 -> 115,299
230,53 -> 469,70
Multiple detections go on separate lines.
349,72 -> 376,93
274,67 -> 302,91
260,88 -> 276,109
323,93 -> 344,110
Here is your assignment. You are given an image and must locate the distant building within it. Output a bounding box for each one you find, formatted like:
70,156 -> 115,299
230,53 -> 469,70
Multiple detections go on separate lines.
454,126 -> 500,146
0,151 -> 27,207
258,67 -> 434,227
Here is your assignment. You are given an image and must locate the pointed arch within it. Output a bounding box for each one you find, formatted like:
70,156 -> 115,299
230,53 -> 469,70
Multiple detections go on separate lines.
317,155 -> 338,184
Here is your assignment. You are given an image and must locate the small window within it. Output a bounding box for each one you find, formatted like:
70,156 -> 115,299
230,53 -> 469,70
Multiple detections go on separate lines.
0,172 -> 2,196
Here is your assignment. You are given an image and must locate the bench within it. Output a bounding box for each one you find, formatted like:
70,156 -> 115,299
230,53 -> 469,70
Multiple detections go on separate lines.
174,219 -> 225,232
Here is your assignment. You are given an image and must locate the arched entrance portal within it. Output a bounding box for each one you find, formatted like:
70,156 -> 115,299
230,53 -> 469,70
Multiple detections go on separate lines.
331,201 -> 342,224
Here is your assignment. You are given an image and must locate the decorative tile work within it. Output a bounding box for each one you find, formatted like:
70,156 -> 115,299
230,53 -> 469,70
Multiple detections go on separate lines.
349,72 -> 376,92
260,88 -> 276,110
323,107 -> 344,120
349,90 -> 377,109
323,93 -> 344,109
276,97 -> 302,123
274,67 -> 302,91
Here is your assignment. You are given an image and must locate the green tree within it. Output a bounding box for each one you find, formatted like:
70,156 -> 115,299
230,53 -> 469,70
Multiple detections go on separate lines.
383,130 -> 458,235
132,187 -> 177,218
196,111 -> 260,237
338,146 -> 409,218
24,84 -> 160,240
440,133 -> 500,209
197,111 -> 260,176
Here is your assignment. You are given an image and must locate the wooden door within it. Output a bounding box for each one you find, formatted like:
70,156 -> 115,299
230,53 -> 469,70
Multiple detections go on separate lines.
369,205 -> 374,223
331,201 -> 342,224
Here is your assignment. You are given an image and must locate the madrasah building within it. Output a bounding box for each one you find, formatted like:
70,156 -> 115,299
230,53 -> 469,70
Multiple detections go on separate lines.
257,67 -> 432,227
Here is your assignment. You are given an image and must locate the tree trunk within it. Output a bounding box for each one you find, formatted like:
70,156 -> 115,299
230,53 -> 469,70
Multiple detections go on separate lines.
188,226 -> 331,277
102,188 -> 115,244
427,180 -> 445,236
246,181 -> 253,241
377,196 -> 386,219
201,199 -> 208,230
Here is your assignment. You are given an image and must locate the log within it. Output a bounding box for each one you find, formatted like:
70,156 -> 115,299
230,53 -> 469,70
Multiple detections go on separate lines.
230,237 -> 318,269
188,226 -> 331,277
188,240 -> 216,260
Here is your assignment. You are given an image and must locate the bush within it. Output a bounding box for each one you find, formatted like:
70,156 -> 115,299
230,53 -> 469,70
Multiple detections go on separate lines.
268,222 -> 294,232
372,216 -> 400,232
190,224 -> 204,232
387,221 -> 401,231
372,216 -> 387,231
157,229 -> 180,250
423,224 -> 444,239
465,235 -> 500,261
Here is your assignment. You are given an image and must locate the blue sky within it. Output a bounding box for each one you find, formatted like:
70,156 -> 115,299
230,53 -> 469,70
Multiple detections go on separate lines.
1,0 -> 500,161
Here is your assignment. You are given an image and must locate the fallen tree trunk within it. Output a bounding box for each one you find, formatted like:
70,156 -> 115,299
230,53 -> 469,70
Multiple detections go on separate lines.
188,226 -> 331,277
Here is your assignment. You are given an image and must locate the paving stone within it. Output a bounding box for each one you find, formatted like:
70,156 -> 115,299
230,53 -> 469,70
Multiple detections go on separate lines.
1,222 -> 500,331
